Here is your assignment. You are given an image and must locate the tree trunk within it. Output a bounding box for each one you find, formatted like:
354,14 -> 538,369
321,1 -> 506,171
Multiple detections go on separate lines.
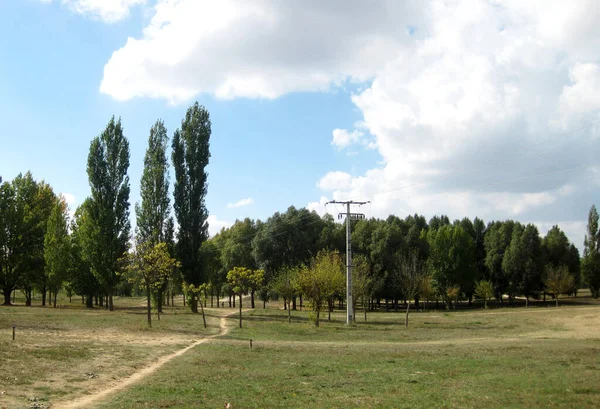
315,308 -> 320,327
25,288 -> 32,306
556,296 -> 559,308
42,289 -> 47,306
232,296 -> 235,308
283,298 -> 287,310
108,292 -> 114,311
405,301 -> 410,328
525,296 -> 529,307
147,288 -> 152,328
210,293 -> 213,308
99,294 -> 103,307
263,298 -> 266,309
2,289 -> 11,306
239,294 -> 243,328
199,297 -> 207,328
86,293 -> 93,308
364,298 -> 367,322
328,300 -> 331,321
299,295 -> 303,310
229,295 -> 232,308
287,301 -> 291,323
292,297 -> 297,310
53,292 -> 57,308
251,290 -> 255,309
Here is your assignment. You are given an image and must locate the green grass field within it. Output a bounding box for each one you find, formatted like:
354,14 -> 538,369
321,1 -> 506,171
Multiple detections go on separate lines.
1,294 -> 600,408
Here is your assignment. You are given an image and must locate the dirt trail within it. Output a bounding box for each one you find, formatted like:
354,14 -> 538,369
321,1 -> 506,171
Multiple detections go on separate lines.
54,311 -> 243,409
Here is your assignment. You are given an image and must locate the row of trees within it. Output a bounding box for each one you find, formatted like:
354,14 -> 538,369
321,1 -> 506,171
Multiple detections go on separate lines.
0,102 -> 213,328
207,205 -> 600,319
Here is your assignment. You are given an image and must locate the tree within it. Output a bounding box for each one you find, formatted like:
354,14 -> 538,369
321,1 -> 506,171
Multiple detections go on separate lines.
172,102 -> 211,316
272,267 -> 298,323
295,250 -> 344,327
581,205 -> 600,298
544,265 -> 575,307
86,116 -> 131,311
396,251 -> 427,328
226,267 -> 264,328
485,221 -> 518,300
136,120 -> 171,245
121,242 -> 180,327
69,199 -> 100,308
502,224 -> 543,305
352,254 -> 373,322
542,226 -> 581,293
221,218 -> 258,306
0,180 -> 18,305
474,280 -> 494,308
427,224 -> 475,309
44,196 -> 70,308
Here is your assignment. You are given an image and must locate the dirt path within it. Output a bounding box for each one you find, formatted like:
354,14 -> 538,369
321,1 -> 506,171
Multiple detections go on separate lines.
54,311 -> 244,409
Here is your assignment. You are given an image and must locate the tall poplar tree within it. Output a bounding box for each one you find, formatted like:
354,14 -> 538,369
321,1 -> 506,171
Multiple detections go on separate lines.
172,102 -> 211,313
86,116 -> 131,311
44,196 -> 70,307
136,119 -> 171,245
582,205 -> 600,298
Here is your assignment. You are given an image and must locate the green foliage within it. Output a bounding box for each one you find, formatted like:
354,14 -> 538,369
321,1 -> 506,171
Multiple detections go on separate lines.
544,265 -> 576,307
172,102 -> 211,299
121,241 -> 180,327
484,221 -> 518,298
474,280 -> 495,308
44,196 -> 70,305
502,224 -> 543,302
352,254 -> 374,321
86,116 -> 131,310
581,205 -> 600,298
226,266 -> 265,327
295,250 -> 344,327
136,119 -> 171,246
427,224 -> 475,307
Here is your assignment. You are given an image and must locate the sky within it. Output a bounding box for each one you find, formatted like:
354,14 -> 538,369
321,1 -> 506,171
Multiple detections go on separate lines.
1,0 -> 599,251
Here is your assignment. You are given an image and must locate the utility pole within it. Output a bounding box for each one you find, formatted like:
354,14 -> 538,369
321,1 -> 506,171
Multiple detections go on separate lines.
325,200 -> 369,324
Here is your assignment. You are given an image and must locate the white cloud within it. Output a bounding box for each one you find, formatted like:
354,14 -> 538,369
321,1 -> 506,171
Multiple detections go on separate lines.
61,192 -> 76,205
42,0 -> 145,23
95,0 -> 600,248
100,0 -> 420,103
227,197 -> 254,209
317,172 -> 352,191
207,215 -> 232,237
331,129 -> 364,149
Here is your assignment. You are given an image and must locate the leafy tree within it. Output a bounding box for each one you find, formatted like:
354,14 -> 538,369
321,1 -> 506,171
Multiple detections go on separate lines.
200,239 -> 224,307
502,224 -> 543,305
69,199 -> 100,308
427,224 -> 475,309
44,196 -> 70,307
172,102 -> 211,315
542,226 -> 581,292
474,280 -> 494,308
272,267 -> 298,323
295,250 -> 344,327
396,251 -> 427,327
0,180 -> 18,305
86,116 -> 131,311
121,242 -> 180,327
484,221 -> 518,300
136,119 -> 171,245
352,254 -> 373,322
581,205 -> 600,298
544,265 -> 575,307
226,267 -> 264,328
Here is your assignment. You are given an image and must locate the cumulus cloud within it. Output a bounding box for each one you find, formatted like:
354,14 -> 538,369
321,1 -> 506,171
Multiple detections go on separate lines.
41,0 -> 145,23
317,172 -> 352,191
100,0 -> 420,103
207,215 -> 232,237
98,0 -> 600,249
227,197 -> 254,209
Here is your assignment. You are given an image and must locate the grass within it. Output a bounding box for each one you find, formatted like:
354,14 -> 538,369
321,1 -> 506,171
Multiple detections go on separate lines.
0,293 -> 222,409
101,302 -> 600,409
2,292 -> 600,408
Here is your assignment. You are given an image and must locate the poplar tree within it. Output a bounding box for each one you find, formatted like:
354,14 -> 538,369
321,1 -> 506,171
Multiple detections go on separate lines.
172,102 -> 211,314
86,116 -> 131,311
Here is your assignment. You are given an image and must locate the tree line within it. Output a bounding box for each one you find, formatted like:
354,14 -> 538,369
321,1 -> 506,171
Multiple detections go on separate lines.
1,100 -> 600,329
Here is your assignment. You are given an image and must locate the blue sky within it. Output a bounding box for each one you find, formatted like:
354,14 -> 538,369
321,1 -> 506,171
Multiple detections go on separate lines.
1,0 -> 599,249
